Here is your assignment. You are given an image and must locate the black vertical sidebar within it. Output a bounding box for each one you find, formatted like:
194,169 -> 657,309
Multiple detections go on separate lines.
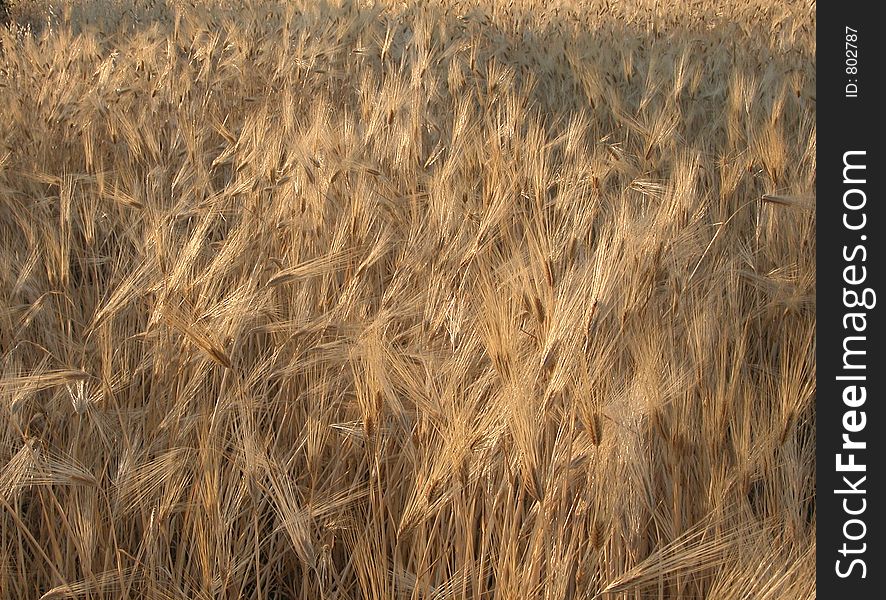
817,3 -> 884,597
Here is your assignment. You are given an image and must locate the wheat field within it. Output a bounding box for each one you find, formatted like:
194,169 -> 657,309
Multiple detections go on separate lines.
0,1 -> 815,598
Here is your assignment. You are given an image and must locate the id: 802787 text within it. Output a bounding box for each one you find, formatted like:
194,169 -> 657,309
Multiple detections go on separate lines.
845,27 -> 859,98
